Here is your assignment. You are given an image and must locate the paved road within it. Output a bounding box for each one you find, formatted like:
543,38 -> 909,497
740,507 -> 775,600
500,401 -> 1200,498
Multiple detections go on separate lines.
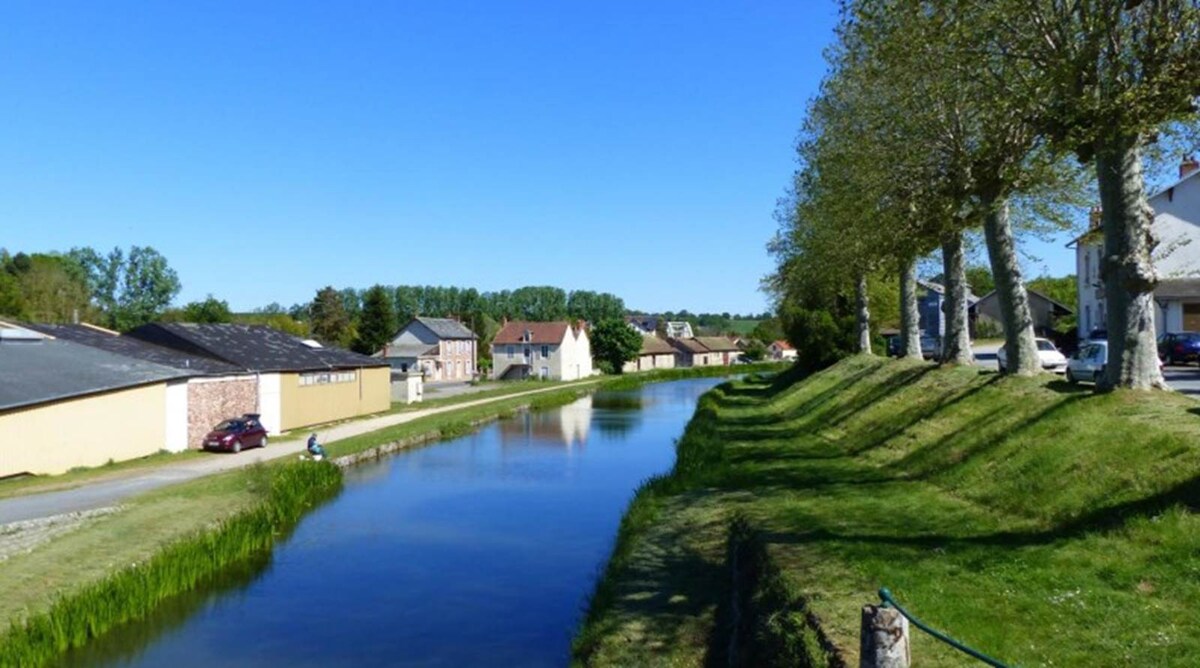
0,381 -> 594,526
972,340 -> 1200,395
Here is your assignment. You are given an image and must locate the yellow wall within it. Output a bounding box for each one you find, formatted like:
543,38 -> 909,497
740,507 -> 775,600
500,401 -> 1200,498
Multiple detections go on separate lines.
0,383 -> 167,478
278,366 -> 391,431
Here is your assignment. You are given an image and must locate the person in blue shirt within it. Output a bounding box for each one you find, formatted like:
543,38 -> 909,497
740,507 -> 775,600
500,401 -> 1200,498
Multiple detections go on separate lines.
306,433 -> 326,460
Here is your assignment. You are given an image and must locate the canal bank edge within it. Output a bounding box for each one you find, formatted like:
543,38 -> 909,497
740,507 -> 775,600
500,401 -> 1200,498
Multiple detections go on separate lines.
0,365 -> 778,665
573,355 -> 1200,666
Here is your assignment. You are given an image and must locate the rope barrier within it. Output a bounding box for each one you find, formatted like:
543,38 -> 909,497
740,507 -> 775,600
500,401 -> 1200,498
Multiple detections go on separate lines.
878,587 -> 1011,668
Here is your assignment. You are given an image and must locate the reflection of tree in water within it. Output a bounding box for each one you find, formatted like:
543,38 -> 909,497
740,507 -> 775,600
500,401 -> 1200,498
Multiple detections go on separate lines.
53,552 -> 272,668
591,392 -> 644,439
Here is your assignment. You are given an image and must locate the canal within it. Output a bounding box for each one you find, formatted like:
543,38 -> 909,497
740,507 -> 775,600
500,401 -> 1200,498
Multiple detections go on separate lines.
57,378 -> 721,667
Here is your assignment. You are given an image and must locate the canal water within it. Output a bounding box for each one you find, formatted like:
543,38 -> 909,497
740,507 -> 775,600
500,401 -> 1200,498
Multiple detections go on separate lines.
57,378 -> 720,668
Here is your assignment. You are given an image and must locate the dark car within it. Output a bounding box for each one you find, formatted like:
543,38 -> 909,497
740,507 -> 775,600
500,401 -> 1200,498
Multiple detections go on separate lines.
203,413 -> 268,453
884,334 -> 902,357
1159,332 -> 1200,366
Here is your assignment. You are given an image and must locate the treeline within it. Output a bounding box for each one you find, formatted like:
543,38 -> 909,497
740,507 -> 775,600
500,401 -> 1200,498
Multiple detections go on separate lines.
769,0 -> 1200,390
304,284 -> 628,357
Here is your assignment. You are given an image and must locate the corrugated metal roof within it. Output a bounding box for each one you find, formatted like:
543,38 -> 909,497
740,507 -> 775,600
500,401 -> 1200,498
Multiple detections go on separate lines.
0,334 -> 190,411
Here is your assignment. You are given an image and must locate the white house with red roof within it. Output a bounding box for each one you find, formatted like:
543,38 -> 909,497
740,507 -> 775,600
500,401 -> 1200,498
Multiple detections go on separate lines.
490,321 -> 593,381
769,340 -> 797,361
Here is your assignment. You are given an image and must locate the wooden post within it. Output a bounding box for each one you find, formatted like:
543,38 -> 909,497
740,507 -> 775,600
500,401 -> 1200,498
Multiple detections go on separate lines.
860,604 -> 910,668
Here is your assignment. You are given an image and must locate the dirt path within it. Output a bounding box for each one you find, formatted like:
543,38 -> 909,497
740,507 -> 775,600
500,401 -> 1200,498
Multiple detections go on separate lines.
0,381 -> 596,526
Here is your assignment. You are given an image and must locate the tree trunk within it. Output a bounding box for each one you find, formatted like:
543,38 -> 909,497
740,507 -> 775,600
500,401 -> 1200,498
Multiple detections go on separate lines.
899,257 -> 922,359
1094,135 -> 1166,390
982,193 -> 1039,375
856,273 -> 872,355
940,230 -> 973,365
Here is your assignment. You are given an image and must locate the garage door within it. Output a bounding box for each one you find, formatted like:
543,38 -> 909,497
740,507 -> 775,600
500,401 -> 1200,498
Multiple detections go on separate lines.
1184,304 -> 1200,331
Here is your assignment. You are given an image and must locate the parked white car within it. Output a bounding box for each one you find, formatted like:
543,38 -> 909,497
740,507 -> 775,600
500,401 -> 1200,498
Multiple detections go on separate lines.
1067,341 -> 1107,384
997,338 -> 1068,374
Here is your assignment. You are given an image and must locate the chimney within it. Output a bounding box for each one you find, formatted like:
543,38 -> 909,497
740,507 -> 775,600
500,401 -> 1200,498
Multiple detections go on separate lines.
1181,155 -> 1199,180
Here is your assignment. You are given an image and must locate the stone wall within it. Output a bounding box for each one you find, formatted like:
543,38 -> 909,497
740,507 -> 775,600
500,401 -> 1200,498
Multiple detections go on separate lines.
187,377 -> 259,448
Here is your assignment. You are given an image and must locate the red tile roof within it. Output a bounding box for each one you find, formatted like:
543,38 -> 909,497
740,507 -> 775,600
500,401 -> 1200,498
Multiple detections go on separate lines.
772,340 -> 794,350
492,321 -> 573,345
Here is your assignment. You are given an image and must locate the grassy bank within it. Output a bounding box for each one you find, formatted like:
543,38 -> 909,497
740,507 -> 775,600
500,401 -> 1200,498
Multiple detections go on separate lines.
575,356 -> 1200,666
0,461 -> 341,666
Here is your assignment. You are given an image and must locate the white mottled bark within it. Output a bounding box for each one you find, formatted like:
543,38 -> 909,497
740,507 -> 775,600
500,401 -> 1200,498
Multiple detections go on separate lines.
1095,136 -> 1166,390
982,194 -> 1039,375
940,231 -> 973,365
899,257 -> 922,359
856,273 -> 873,355
859,605 -> 910,668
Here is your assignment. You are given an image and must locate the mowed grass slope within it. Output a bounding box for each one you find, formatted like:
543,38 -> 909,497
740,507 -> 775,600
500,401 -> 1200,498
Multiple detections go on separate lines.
576,356 -> 1200,666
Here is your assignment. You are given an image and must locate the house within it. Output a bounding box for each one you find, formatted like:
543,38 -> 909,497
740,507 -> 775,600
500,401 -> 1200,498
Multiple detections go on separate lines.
769,340 -> 798,361
625,314 -> 660,335
621,335 -> 678,373
23,322 -> 259,450
379,316 -> 477,382
128,323 -> 390,433
968,290 -> 1074,339
1071,157 -> 1200,337
664,321 -> 695,339
918,280 -> 980,340
695,336 -> 743,365
0,325 -> 192,478
490,321 -> 593,380
670,336 -> 742,367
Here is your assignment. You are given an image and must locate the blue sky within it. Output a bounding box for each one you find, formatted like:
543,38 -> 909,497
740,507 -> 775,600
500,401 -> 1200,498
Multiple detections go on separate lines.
0,1 -> 1083,315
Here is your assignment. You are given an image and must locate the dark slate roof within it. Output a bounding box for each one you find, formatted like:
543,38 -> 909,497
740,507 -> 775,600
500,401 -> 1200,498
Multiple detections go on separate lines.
23,323 -> 243,375
411,317 -> 477,340
127,323 -> 388,373
0,330 -> 190,411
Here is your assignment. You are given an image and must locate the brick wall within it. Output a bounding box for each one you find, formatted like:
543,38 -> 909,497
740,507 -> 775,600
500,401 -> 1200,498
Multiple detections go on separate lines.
187,377 -> 259,448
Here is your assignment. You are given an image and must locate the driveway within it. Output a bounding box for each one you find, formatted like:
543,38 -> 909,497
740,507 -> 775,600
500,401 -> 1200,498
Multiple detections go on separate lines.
0,381 -> 595,526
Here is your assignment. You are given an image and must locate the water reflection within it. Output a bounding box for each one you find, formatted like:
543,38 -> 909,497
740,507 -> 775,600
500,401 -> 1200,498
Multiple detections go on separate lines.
60,378 -> 724,668
498,396 -> 592,449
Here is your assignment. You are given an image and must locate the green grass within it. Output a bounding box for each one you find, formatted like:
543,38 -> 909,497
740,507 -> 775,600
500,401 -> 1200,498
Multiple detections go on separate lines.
728,319 -> 762,335
0,461 -> 341,666
0,450 -> 209,501
575,356 -> 1200,667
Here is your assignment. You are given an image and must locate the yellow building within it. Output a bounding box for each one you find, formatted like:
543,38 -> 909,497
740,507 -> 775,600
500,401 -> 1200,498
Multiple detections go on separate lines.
0,326 -> 189,478
128,323 -> 391,434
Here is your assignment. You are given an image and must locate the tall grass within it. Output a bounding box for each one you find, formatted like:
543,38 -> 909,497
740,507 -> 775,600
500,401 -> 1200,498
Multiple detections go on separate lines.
0,461 -> 341,667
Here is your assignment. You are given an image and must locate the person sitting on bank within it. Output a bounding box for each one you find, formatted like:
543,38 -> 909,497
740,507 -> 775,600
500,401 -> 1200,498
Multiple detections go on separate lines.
307,433 -> 326,460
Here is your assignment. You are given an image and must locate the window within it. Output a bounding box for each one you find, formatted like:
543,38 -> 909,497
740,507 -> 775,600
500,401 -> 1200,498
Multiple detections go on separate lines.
541,345 -> 549,358
299,370 -> 357,386
1084,252 -> 1091,282
507,345 -> 514,358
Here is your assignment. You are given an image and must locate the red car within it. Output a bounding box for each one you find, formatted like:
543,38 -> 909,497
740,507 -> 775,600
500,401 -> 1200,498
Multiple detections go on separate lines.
203,414 -> 268,453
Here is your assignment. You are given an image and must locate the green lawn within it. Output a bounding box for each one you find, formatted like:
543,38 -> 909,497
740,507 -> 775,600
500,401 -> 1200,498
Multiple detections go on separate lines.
728,319 -> 761,335
576,356 -> 1200,666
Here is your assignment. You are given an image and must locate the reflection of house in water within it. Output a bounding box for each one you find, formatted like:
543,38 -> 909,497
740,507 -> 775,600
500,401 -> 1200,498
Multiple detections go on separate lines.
498,396 -> 592,449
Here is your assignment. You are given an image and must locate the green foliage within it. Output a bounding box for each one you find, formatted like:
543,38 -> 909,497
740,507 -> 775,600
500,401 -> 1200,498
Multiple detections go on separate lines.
70,246 -> 181,330
589,319 -> 644,374
965,265 -> 995,295
780,302 -> 855,371
0,461 -> 341,665
1,252 -> 94,323
309,286 -> 353,347
741,339 -> 768,361
173,296 -> 233,323
749,318 -> 784,344
353,284 -> 397,355
231,312 -> 309,337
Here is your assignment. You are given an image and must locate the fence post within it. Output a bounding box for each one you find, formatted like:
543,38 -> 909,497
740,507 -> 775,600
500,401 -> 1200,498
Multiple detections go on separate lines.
860,604 -> 910,668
